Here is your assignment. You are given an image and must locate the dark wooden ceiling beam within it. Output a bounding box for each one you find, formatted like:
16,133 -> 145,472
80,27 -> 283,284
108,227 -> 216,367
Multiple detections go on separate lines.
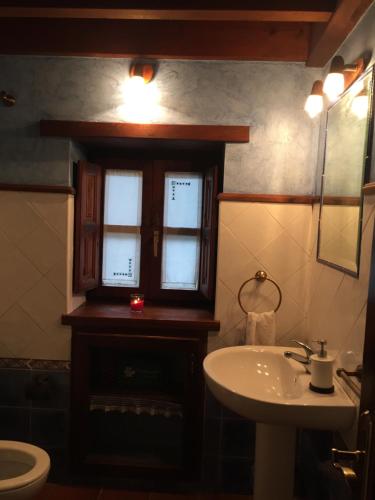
0,1 -> 336,10
0,19 -> 309,61
40,120 -> 250,143
0,7 -> 332,22
307,0 -> 373,67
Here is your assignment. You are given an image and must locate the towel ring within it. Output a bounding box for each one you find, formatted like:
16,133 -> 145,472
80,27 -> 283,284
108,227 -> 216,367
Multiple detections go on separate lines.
237,270 -> 282,313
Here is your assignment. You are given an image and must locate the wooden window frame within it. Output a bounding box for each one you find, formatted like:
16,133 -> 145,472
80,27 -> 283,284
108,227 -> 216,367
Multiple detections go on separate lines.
74,155 -> 221,306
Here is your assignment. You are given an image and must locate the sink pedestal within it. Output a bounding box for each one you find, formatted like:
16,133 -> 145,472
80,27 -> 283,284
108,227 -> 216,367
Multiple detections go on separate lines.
254,423 -> 296,500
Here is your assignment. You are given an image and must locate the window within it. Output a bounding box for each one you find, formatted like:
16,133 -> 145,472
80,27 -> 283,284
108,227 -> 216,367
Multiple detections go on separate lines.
73,156 -> 220,304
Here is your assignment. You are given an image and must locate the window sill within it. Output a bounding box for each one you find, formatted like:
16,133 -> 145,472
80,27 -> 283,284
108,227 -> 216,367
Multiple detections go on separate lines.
62,302 -> 220,332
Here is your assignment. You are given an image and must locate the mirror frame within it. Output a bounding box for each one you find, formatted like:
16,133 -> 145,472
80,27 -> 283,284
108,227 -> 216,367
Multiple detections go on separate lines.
317,64 -> 375,277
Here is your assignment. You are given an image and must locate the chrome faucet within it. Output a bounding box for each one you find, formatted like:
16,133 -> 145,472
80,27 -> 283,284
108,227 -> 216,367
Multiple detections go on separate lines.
284,340 -> 314,372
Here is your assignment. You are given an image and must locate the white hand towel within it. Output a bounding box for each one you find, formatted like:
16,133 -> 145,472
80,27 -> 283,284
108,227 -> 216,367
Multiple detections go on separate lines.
245,311 -> 276,345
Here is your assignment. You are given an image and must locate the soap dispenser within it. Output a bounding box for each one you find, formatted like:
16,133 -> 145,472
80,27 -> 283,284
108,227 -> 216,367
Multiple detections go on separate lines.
309,340 -> 335,394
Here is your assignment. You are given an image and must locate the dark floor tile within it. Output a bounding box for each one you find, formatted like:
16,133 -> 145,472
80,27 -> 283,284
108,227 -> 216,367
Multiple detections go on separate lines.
100,489 -> 149,499
203,418 -> 221,455
0,368 -> 31,407
44,447 -> 69,483
221,407 -> 246,420
202,454 -> 220,490
221,420 -> 254,458
0,406 -> 30,441
149,494 -> 199,500
221,458 -> 253,495
35,483 -> 99,500
204,387 -> 222,419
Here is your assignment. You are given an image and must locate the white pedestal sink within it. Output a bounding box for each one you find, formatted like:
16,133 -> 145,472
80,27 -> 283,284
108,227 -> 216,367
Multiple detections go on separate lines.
203,346 -> 356,500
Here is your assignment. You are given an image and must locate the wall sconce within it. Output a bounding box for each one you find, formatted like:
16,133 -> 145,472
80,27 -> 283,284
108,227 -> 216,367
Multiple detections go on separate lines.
323,56 -> 365,102
1,91 -> 16,107
118,60 -> 160,123
304,80 -> 323,118
129,62 -> 155,85
305,56 -> 365,119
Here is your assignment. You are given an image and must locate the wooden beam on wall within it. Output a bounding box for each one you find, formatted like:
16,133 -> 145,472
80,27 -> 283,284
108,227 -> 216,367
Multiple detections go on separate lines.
307,0 -> 374,67
0,7 -> 332,23
40,120 -> 250,143
0,18 -> 309,61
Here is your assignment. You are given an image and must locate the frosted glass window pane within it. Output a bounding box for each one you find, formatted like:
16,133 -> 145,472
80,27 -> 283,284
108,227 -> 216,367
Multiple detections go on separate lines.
102,233 -> 141,287
104,169 -> 142,226
161,235 -> 200,290
164,172 -> 203,228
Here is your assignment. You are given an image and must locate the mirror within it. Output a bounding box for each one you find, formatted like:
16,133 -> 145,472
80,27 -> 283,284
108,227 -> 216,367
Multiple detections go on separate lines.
318,65 -> 374,276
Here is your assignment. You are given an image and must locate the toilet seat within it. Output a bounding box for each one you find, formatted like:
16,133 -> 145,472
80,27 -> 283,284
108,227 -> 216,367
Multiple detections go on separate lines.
0,442 -> 50,492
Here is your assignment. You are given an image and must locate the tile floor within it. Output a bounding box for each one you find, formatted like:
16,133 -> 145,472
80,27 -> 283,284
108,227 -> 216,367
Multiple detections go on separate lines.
35,484 -> 249,500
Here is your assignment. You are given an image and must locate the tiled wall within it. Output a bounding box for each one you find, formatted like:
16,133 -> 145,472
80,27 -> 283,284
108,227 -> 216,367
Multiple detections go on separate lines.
212,196 -> 375,375
0,191 -> 72,360
211,201 -> 313,352
307,194 -> 375,370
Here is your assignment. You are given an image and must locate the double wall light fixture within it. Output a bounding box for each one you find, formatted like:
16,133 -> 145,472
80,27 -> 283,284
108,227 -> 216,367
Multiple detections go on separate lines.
304,56 -> 365,118
1,91 -> 16,107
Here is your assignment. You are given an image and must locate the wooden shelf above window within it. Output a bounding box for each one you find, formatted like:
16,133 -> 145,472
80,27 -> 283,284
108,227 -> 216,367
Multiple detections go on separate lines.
40,120 -> 250,143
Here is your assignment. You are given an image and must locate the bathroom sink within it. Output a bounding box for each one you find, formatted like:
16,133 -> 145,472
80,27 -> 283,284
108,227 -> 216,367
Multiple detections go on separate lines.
204,345 -> 356,430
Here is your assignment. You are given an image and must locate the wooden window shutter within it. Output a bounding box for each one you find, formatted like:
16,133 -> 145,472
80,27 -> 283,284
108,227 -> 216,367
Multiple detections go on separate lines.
199,165 -> 219,300
73,161 -> 103,293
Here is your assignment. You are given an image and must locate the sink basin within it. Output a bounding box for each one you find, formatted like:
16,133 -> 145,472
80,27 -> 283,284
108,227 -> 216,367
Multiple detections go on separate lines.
204,345 -> 356,430
204,345 -> 357,500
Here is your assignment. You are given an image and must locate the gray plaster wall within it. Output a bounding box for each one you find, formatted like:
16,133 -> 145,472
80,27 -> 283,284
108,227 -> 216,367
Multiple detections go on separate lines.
0,56 -> 321,193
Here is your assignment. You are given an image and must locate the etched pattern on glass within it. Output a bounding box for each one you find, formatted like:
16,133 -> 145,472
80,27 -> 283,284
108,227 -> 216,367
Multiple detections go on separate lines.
102,170 -> 142,287
161,172 -> 203,290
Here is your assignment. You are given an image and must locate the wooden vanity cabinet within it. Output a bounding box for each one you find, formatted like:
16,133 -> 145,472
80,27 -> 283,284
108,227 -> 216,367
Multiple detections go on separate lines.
62,303 -> 220,481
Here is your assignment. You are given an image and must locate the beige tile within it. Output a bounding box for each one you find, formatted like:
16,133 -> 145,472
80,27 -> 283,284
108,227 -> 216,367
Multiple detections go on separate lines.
17,223 -> 65,275
216,224 -> 254,294
0,304 -> 46,358
222,317 -> 246,346
215,280 -> 244,335
283,264 -> 311,311
18,277 -> 66,335
273,291 -> 305,340
29,192 -> 69,243
220,201 -> 248,228
339,304 -> 366,370
0,191 -> 41,244
207,333 -> 226,353
286,210 -> 313,255
0,231 -> 42,316
265,203 -> 304,227
257,231 -> 310,283
46,261 -> 68,296
0,339 -> 15,357
228,204 -> 284,257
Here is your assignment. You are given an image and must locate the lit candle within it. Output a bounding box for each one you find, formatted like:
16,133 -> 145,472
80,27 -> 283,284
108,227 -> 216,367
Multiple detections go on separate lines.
130,293 -> 144,312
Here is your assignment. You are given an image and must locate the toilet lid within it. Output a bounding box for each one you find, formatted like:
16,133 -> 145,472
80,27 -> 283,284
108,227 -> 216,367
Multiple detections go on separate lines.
0,441 -> 50,492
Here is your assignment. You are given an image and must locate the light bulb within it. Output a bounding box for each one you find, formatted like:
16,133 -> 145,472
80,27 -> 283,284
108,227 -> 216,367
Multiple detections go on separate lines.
304,94 -> 323,118
323,72 -> 345,101
304,80 -> 324,119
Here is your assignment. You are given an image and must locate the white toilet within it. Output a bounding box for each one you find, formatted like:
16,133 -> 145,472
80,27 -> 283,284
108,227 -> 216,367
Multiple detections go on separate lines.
0,441 -> 50,499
